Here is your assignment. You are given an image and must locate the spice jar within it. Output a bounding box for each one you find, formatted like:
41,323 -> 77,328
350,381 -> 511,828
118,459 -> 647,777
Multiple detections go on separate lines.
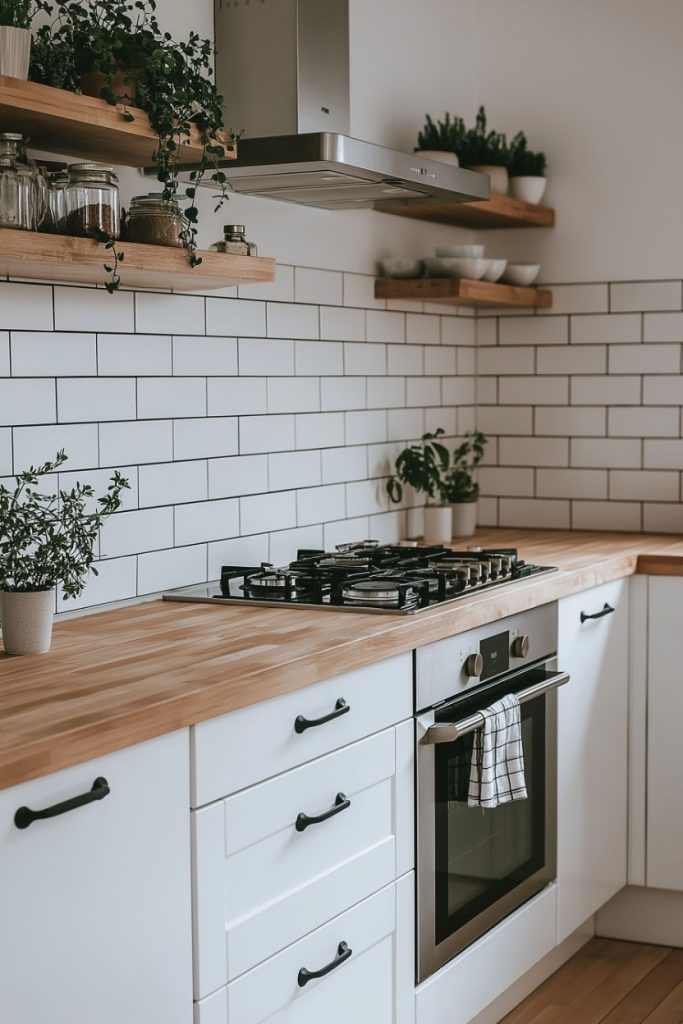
0,132 -> 48,231
210,224 -> 258,256
41,168 -> 69,233
126,193 -> 186,247
65,162 -> 120,238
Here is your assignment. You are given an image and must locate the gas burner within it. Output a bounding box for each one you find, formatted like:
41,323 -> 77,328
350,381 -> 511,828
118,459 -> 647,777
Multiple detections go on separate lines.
239,563 -> 320,602
339,574 -> 431,610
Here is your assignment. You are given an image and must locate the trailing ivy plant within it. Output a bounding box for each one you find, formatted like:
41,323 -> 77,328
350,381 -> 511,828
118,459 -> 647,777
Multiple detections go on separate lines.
416,112 -> 467,154
442,431 -> 487,503
0,450 -> 129,599
0,0 -> 50,29
30,0 -> 234,269
91,226 -> 125,293
386,430 -> 451,507
458,106 -> 509,167
508,131 -> 547,177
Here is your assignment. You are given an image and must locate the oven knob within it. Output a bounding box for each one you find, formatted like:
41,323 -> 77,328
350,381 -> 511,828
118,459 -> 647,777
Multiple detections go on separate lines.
512,635 -> 530,659
465,652 -> 484,678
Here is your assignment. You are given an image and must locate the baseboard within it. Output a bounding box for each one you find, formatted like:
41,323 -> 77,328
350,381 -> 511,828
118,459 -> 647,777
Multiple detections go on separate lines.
596,886 -> 683,947
465,917 -> 595,1024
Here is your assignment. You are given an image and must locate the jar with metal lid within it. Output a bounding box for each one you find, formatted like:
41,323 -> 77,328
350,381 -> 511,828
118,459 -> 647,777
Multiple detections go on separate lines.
210,224 -> 258,256
0,132 -> 48,231
41,168 -> 69,233
65,162 -> 120,238
126,193 -> 186,247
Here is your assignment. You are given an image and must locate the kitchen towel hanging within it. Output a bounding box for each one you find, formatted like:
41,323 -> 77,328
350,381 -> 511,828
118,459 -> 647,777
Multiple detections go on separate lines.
468,692 -> 528,808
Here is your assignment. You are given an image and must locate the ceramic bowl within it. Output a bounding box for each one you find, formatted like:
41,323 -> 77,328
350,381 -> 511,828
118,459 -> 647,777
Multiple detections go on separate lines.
423,256 -> 487,280
380,259 -> 425,280
435,244 -> 485,258
502,263 -> 540,286
481,258 -> 508,283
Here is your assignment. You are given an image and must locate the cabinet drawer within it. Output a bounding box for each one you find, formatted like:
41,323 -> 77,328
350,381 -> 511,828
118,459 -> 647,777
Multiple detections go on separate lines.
193,725 -> 414,997
195,882 -> 397,1024
191,652 -> 412,806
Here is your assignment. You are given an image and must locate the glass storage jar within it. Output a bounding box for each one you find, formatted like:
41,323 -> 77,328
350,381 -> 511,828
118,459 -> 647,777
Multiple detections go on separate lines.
210,224 -> 258,256
65,162 -> 120,238
0,132 -> 48,231
126,193 -> 185,247
42,168 -> 69,233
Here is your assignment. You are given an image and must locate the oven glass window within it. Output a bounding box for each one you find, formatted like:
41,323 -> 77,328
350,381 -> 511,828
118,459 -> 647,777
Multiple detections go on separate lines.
433,696 -> 546,945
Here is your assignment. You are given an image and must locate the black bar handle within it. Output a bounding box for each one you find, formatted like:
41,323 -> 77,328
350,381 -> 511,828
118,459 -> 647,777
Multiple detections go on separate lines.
294,698 -> 349,735
296,792 -> 350,833
14,776 -> 110,830
580,603 -> 615,624
297,941 -> 352,987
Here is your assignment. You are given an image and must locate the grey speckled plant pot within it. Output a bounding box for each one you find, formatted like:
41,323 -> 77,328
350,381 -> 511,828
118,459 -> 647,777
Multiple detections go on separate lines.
0,27 -> 31,80
0,589 -> 55,655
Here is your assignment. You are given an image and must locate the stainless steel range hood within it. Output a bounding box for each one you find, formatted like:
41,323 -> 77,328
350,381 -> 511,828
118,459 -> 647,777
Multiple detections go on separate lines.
211,0 -> 489,210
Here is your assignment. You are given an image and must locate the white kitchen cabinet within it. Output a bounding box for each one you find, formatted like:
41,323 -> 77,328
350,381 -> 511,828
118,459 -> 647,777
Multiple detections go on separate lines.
556,578 -> 629,942
646,577 -> 683,891
0,731 -> 193,1024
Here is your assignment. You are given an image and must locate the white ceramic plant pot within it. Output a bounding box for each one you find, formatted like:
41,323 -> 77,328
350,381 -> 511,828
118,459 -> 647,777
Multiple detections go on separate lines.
416,149 -> 460,167
423,505 -> 453,546
451,501 -> 478,538
0,589 -> 55,655
467,164 -> 509,195
0,27 -> 31,80
509,175 -> 547,205
406,505 -> 424,541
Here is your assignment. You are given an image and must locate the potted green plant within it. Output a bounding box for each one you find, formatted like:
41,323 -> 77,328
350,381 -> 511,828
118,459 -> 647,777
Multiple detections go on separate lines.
0,0 -> 49,79
0,451 -> 128,655
508,131 -> 547,204
458,106 -> 509,195
415,112 -> 466,168
386,429 -> 453,545
442,430 -> 487,538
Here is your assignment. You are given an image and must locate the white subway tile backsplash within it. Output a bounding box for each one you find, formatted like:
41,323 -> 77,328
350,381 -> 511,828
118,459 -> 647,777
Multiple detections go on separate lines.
206,298 -> 266,337
297,483 -> 345,526
499,316 -> 568,346
0,428 -> 11,475
58,378 -> 134,422
138,545 -> 207,595
99,420 -> 173,467
406,313 -> 440,345
571,375 -> 641,405
425,345 -> 456,375
321,376 -> 366,411
136,292 -> 205,335
139,460 -> 207,507
610,470 -> 679,501
571,313 -> 641,345
477,406 -> 534,436
643,312 -> 683,342
479,466 -> 534,497
267,302 -> 319,339
239,337 -> 295,376
535,406 -> 606,437
571,437 -> 641,469
367,376 -> 405,408
608,406 -> 679,437
269,450 -> 321,492
269,524 -> 323,565
100,507 -> 174,558
642,376 -> 683,404
407,376 -> 440,407
346,409 -> 387,445
240,490 -> 297,534
62,555 -> 137,610
343,273 -> 385,310
59,465 -> 138,511
207,377 -> 267,416
476,376 -> 497,405
477,346 -> 535,375
209,454 -> 268,498
442,317 -> 475,346
137,377 -> 206,419
387,407 -> 423,442
388,344 -> 423,375
323,516 -> 370,550
498,376 -> 569,405
498,437 -> 569,466
536,345 -> 606,375
572,501 -> 641,532
537,468 -> 608,499
0,282 -> 53,330
610,281 -> 681,313
208,534 -> 268,575
174,498 -> 239,546
499,497 -> 571,528
240,414 -> 296,454
425,407 -> 457,436
12,331 -> 96,376
457,346 -> 476,376
322,445 -> 367,484
344,341 -> 386,376
267,376 -> 320,413
54,286 -> 135,333
295,268 -> 342,306
609,344 -> 680,374
366,310 -> 405,344
14,423 -> 98,471
0,332 -> 8,375
320,305 -> 365,341
173,335 -> 237,376
643,503 -> 683,534
644,440 -> 683,469
239,265 -> 294,303
296,412 -> 345,449
539,284 -> 608,315
296,339 -> 344,376
173,417 -> 238,461
346,478 -> 388,518
98,334 -> 171,376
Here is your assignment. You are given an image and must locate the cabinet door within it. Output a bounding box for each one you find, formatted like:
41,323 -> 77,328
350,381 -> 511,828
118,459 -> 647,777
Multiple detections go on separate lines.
647,577 -> 683,890
557,578 -> 629,942
0,731 -> 193,1024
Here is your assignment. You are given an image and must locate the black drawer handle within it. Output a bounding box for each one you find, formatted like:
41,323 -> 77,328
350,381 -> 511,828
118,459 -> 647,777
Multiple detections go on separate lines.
297,941 -> 352,987
296,792 -> 351,833
294,698 -> 350,735
14,776 -> 110,830
580,603 -> 615,624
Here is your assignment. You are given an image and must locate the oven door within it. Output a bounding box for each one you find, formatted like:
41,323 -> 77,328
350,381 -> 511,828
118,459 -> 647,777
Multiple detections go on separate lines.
416,662 -> 568,982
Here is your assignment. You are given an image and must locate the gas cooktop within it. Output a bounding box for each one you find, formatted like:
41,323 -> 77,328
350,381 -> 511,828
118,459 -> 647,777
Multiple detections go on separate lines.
162,541 -> 557,615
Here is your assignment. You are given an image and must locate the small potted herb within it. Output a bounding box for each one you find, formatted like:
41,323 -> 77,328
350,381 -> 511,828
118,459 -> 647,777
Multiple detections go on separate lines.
386,430 -> 453,545
458,106 -> 510,195
0,451 -> 129,655
443,431 -> 487,538
0,0 -> 49,79
415,113 -> 466,167
508,131 -> 547,204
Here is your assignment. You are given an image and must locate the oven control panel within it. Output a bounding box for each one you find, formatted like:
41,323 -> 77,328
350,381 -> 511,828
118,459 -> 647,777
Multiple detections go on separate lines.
478,631 -> 510,681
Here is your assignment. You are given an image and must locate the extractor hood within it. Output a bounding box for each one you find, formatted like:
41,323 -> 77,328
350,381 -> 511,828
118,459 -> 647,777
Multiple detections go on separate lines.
210,0 -> 489,210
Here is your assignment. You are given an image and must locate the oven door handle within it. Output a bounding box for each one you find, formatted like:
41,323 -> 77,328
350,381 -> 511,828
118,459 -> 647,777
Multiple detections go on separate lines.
423,671 -> 570,745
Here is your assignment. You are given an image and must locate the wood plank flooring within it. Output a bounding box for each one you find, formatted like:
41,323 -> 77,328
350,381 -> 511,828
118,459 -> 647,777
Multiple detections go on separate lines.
501,939 -> 683,1024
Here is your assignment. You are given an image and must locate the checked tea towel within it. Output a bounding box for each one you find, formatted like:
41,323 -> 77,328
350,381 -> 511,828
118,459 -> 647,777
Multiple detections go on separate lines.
468,692 -> 528,808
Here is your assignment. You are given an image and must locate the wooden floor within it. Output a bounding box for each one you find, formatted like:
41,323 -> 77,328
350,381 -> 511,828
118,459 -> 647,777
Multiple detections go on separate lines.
501,939 -> 683,1024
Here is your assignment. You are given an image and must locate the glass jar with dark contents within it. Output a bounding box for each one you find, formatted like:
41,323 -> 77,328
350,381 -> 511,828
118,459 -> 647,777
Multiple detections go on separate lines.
126,193 -> 186,247
210,224 -> 258,256
65,162 -> 120,238
42,168 -> 69,233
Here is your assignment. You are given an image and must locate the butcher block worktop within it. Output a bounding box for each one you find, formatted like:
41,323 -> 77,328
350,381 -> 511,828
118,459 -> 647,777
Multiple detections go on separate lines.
1,528 -> 683,790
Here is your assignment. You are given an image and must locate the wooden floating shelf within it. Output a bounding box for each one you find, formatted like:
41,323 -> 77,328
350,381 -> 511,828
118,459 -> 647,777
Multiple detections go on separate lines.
375,276 -> 553,309
377,190 -> 555,229
0,76 -> 236,168
0,229 -> 275,291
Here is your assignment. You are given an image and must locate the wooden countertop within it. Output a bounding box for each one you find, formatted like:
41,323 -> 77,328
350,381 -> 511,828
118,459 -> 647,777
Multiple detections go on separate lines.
2,528 -> 683,790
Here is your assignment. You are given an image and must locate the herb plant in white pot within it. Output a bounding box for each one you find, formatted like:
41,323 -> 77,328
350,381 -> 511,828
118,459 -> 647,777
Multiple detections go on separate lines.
443,431 -> 487,538
0,0 -> 48,79
508,132 -> 547,204
458,106 -> 509,195
0,451 -> 129,656
386,430 -> 453,545
415,113 -> 466,168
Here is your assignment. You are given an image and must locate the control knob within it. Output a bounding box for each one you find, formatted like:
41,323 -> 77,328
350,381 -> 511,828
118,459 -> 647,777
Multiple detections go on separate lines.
465,652 -> 484,678
512,634 -> 530,659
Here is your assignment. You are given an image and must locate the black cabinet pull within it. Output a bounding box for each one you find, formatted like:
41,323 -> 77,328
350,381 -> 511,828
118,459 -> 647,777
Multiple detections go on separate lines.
14,776 -> 110,830
296,792 -> 351,833
580,603 -> 615,624
297,941 -> 352,987
294,698 -> 350,735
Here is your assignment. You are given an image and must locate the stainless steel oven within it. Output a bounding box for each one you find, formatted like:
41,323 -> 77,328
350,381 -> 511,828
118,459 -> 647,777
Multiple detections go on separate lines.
415,603 -> 568,982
